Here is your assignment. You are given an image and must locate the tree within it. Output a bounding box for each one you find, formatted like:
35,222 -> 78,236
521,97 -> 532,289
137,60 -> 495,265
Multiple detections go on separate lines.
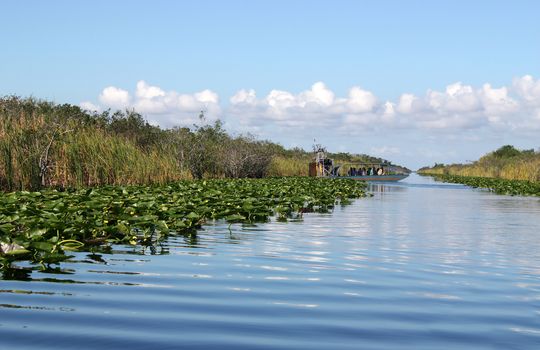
492,145 -> 521,158
186,120 -> 228,179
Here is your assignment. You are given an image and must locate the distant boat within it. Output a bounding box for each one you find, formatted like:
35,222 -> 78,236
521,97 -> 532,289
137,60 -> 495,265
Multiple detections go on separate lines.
339,171 -> 409,182
308,147 -> 409,182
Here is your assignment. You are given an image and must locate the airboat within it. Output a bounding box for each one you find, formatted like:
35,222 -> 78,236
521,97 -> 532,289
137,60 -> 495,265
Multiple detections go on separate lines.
308,147 -> 409,182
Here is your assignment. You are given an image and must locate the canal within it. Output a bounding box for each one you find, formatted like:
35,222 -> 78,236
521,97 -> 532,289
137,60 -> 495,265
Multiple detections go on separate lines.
1,174 -> 540,349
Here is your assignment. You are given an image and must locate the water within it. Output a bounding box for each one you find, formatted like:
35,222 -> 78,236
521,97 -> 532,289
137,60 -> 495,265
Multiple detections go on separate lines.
2,174 -> 540,349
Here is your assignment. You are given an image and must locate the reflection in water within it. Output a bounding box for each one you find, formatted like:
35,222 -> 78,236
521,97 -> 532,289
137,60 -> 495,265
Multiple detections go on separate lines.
1,266 -> 32,281
1,174 -> 540,350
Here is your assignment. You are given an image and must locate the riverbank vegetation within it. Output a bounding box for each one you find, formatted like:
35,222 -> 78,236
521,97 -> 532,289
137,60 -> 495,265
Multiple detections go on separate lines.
0,96 -> 383,267
423,174 -> 540,196
0,96 -> 400,191
0,177 -> 367,266
418,145 -> 540,182
418,145 -> 540,196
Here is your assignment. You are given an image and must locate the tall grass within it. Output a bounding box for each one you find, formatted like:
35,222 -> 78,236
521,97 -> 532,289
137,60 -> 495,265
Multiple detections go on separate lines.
267,156 -> 309,176
57,130 -> 186,187
0,97 -> 188,191
0,96 -> 305,190
1,96 -> 406,191
418,146 -> 540,182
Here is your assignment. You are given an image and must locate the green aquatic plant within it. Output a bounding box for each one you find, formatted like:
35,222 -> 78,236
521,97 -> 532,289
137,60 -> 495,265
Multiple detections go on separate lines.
426,174 -> 540,196
0,177 -> 368,267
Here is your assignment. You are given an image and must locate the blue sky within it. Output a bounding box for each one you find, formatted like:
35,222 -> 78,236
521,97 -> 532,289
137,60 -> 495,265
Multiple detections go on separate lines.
2,0 -> 539,168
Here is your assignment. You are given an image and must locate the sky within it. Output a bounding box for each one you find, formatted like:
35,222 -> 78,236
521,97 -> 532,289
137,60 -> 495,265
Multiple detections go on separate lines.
1,0 -> 539,169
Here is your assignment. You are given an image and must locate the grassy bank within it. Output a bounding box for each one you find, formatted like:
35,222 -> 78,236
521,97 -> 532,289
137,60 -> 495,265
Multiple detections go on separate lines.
1,96 -> 402,191
418,145 -> 540,182
423,174 -> 540,196
418,145 -> 540,196
0,96 -> 296,190
0,177 -> 367,266
0,97 -> 187,190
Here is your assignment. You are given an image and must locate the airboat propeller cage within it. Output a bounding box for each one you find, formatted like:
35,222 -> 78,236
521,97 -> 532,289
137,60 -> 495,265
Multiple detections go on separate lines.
309,147 -> 335,177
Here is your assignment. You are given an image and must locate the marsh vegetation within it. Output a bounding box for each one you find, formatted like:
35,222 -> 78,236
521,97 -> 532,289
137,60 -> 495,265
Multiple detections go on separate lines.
0,177 -> 368,267
418,145 -> 540,182
0,96 -> 395,191
418,146 -> 540,196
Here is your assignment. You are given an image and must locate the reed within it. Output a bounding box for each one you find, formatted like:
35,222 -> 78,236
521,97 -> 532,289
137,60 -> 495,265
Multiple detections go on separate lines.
1,96 -> 406,191
267,156 -> 309,176
418,146 -> 540,182
0,97 -> 189,191
56,130 -> 186,188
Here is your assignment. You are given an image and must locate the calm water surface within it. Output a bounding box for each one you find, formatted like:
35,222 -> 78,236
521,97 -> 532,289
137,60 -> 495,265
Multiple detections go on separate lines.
2,174 -> 540,349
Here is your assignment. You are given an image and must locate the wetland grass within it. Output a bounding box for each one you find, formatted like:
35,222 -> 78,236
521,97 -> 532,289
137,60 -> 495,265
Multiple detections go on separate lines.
419,145 -> 540,195
422,174 -> 540,196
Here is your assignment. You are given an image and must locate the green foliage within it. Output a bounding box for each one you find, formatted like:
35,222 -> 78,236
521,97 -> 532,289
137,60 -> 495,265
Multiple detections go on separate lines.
0,177 -> 368,266
107,110 -> 163,149
427,174 -> 540,197
186,120 -> 228,179
1,96 -> 407,191
418,145 -> 540,182
492,145 -> 522,158
0,97 -> 283,189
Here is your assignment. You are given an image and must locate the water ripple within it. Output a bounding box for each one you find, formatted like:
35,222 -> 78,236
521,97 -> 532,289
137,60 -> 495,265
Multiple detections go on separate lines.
2,175 -> 540,349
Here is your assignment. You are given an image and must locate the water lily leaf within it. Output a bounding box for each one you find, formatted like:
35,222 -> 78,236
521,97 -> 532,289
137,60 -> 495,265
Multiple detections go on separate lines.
116,223 -> 130,234
226,214 -> 246,222
40,253 -> 73,264
186,212 -> 200,219
28,228 -> 48,238
155,220 -> 169,232
60,240 -> 84,251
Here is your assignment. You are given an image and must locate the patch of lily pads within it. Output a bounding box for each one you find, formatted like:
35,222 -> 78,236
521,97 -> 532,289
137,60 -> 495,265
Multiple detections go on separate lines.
427,174 -> 540,196
0,177 -> 367,267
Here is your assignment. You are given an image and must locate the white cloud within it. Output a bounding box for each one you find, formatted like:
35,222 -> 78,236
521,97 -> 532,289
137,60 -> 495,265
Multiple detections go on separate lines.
479,83 -> 518,115
83,75 -> 540,134
513,75 -> 540,105
370,146 -> 401,156
89,81 -> 221,127
99,86 -> 130,109
396,93 -> 417,114
79,101 -> 101,112
346,87 -> 377,113
136,80 -> 165,99
230,89 -> 257,105
299,81 -> 335,107
427,82 -> 479,113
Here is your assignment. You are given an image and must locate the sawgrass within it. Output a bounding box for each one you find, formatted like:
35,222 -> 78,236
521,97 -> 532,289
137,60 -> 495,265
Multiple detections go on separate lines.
418,146 -> 540,182
0,98 -> 188,190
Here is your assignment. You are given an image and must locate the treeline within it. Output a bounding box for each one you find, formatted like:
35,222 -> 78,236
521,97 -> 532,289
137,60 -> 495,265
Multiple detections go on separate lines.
418,145 -> 540,182
0,96 -> 397,191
